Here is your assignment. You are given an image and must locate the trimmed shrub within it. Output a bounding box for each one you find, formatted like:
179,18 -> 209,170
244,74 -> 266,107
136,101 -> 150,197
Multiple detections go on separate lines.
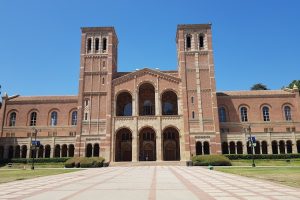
192,155 -> 232,166
224,154 -> 300,160
64,157 -> 105,168
6,157 -> 69,164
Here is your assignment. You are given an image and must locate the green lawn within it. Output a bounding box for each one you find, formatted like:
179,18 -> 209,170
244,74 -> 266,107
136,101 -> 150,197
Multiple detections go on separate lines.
0,169 -> 80,184
216,167 -> 300,188
0,162 -> 65,169
231,159 -> 300,166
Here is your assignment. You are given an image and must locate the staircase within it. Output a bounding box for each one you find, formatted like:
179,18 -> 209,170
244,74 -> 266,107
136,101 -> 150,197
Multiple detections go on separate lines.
109,161 -> 187,167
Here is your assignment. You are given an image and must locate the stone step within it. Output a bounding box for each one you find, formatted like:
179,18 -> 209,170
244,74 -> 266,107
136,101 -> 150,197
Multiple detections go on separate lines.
109,161 -> 187,167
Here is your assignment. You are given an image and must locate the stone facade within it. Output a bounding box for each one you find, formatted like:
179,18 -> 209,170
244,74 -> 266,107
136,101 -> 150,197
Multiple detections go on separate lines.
0,24 -> 299,162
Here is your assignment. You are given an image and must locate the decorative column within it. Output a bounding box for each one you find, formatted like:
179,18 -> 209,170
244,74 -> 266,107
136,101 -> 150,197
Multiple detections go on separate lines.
155,77 -> 161,116
156,129 -> 162,161
132,130 -> 137,162
267,132 -> 272,154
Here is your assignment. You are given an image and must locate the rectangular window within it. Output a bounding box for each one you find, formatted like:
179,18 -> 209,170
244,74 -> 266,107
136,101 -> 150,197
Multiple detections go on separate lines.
286,127 -> 291,132
292,127 -> 296,132
264,128 -> 268,133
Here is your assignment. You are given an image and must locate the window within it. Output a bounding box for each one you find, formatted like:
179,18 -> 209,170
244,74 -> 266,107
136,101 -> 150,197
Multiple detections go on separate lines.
102,77 -> 105,84
284,106 -> 292,121
84,113 -> 88,121
143,100 -> 153,115
102,61 -> 106,68
199,35 -> 204,48
85,99 -> 89,107
9,112 -> 16,127
262,106 -> 270,121
218,107 -> 227,122
191,96 -> 194,104
50,111 -> 58,126
186,34 -> 191,49
102,38 -> 107,52
87,38 -> 92,52
71,111 -> 77,126
192,111 -> 195,119
240,107 -> 248,122
95,38 -> 99,51
30,112 -> 37,126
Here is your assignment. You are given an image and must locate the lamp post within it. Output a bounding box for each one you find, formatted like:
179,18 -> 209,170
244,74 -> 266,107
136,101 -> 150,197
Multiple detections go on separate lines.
247,125 -> 256,167
31,127 -> 38,170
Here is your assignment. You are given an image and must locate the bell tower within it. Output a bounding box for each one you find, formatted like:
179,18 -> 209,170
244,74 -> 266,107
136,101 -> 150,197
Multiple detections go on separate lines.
176,24 -> 221,155
76,27 -> 118,161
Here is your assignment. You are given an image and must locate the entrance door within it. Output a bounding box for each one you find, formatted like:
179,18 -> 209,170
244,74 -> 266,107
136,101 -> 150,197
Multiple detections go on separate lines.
143,143 -> 154,161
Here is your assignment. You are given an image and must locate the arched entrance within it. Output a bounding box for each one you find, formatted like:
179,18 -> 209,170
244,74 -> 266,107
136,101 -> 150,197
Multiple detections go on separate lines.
115,128 -> 132,162
163,127 -> 180,161
139,127 -> 156,161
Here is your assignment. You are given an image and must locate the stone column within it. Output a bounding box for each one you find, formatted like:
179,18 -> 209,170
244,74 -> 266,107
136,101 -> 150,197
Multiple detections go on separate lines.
155,77 -> 161,116
132,129 -> 137,162
156,129 -> 162,161
267,132 -> 272,154
67,148 -> 69,157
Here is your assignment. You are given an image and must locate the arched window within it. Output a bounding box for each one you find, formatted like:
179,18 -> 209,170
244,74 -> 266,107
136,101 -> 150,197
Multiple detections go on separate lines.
203,142 -> 210,155
139,83 -> 155,116
161,91 -> 178,115
262,106 -> 270,121
284,106 -> 292,121
71,111 -> 77,125
87,38 -> 92,52
50,111 -> 58,126
218,107 -> 227,122
191,96 -> 194,104
229,141 -> 235,154
196,142 -> 202,155
240,107 -> 248,122
261,141 -> 268,154
9,112 -> 16,127
116,92 -> 132,116
30,112 -> 37,126
192,111 -> 195,119
95,38 -> 100,51
102,38 -> 107,52
236,141 -> 243,154
221,142 -> 229,154
102,77 -> 105,84
199,35 -> 204,48
186,34 -> 191,49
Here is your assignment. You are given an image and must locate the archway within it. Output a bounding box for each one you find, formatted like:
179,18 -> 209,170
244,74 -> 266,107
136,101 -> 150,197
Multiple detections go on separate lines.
221,142 -> 229,154
115,128 -> 132,162
203,141 -> 210,155
279,140 -> 285,154
255,141 -> 261,154
261,141 -> 268,154
69,144 -> 75,157
38,145 -> 44,158
86,143 -> 92,157
272,141 -> 278,154
286,140 -> 292,154
21,145 -> 27,158
54,145 -> 60,157
139,83 -> 155,115
15,145 -> 20,158
229,142 -> 235,154
139,127 -> 156,161
61,144 -> 68,157
45,145 -> 51,158
161,91 -> 178,115
116,92 -> 132,116
94,143 -> 100,157
297,140 -> 300,153
8,146 -> 14,159
163,127 -> 180,161
196,141 -> 202,155
236,141 -> 243,154
0,146 -> 3,159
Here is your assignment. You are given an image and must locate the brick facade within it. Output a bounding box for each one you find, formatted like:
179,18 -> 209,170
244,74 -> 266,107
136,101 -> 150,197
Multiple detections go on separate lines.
0,24 -> 299,162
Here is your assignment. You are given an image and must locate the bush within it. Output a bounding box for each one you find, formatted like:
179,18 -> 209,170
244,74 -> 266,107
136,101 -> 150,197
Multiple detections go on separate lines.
192,155 -> 232,166
4,157 -> 70,164
64,157 -> 105,168
224,154 -> 300,160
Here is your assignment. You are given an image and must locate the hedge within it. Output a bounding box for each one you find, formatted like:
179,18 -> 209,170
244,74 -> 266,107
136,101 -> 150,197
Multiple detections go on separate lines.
192,155 -> 232,166
224,154 -> 300,160
65,157 -> 105,168
0,157 -> 70,164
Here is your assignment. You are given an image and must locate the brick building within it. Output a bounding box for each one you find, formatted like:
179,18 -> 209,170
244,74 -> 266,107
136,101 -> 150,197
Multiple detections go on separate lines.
0,24 -> 299,162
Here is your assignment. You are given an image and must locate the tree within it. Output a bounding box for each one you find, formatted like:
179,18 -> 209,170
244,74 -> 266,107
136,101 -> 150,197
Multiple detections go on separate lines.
287,80 -> 300,89
250,83 -> 269,90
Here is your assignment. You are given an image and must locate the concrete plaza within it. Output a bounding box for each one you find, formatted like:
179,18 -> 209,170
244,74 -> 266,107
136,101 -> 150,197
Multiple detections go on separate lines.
0,166 -> 300,200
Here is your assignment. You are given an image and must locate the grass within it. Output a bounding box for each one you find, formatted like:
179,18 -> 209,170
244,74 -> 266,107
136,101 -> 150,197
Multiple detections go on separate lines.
216,167 -> 300,188
231,159 -> 300,166
0,168 -> 80,184
0,162 -> 65,169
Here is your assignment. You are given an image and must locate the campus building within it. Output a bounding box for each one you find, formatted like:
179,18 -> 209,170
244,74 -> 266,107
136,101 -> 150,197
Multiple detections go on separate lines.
0,24 -> 300,162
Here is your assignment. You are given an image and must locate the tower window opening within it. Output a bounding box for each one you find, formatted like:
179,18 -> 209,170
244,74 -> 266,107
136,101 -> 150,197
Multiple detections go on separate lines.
87,38 -> 92,52
95,38 -> 100,51
102,38 -> 107,52
186,35 -> 191,49
199,35 -> 204,48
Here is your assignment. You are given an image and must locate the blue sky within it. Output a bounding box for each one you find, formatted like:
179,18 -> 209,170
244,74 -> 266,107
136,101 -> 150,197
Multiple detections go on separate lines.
0,0 -> 299,96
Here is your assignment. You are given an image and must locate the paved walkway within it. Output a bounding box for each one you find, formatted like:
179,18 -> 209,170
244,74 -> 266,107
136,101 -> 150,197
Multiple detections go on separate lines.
0,166 -> 300,200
